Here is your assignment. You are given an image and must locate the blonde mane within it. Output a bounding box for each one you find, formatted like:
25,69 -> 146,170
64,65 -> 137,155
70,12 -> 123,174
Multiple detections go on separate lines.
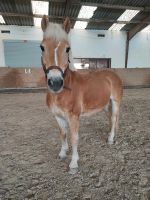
44,22 -> 68,41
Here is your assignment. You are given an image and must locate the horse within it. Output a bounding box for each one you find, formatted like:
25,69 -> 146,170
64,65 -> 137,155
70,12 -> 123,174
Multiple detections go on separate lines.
40,15 -> 123,174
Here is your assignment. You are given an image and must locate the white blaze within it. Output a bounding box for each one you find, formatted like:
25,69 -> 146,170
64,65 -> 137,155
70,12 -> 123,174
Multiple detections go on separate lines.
54,42 -> 61,66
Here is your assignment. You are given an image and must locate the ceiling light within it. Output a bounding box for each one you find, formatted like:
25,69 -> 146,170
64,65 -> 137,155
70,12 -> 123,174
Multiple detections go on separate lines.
109,9 -> 140,31
78,6 -> 97,19
74,6 -> 97,29
117,9 -> 140,21
32,1 -> 49,15
34,17 -> 41,27
74,21 -> 88,29
141,25 -> 150,32
109,23 -> 126,31
0,15 -> 5,24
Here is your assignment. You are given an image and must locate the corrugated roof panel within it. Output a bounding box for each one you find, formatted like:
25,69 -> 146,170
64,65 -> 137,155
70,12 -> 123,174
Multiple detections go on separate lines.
0,0 -> 149,30
122,11 -> 149,30
19,17 -> 33,26
93,7 -> 124,20
67,5 -> 81,18
3,16 -> 21,25
0,0 -> 32,13
86,7 -> 124,30
49,0 -> 65,2
3,16 -> 33,26
0,0 -> 33,26
50,18 -> 63,24
15,0 -> 32,14
49,2 -> 65,16
86,22 -> 113,30
90,5 -> 149,30
80,0 -> 150,7
49,3 -> 81,27
130,11 -> 149,21
0,0 -> 16,12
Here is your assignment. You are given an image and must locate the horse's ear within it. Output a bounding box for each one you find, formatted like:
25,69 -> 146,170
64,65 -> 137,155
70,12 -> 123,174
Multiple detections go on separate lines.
63,17 -> 71,33
41,15 -> 49,32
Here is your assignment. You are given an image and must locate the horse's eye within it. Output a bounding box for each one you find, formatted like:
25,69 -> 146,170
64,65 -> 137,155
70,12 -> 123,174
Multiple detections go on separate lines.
40,45 -> 44,52
66,47 -> 70,53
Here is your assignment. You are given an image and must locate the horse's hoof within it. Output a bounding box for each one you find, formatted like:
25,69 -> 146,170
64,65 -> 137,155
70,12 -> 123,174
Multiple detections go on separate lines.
107,139 -> 114,145
58,155 -> 67,160
68,168 -> 78,175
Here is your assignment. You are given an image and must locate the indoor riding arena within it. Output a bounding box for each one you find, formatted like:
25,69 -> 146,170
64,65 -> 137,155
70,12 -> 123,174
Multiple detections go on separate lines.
0,1 -> 150,200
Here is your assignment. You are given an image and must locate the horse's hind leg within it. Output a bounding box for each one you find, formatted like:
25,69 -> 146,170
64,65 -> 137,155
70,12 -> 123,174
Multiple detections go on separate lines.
55,116 -> 69,160
104,100 -> 112,130
107,99 -> 120,144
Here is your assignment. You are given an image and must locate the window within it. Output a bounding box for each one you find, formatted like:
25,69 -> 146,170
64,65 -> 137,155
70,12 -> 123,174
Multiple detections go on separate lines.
74,58 -> 111,69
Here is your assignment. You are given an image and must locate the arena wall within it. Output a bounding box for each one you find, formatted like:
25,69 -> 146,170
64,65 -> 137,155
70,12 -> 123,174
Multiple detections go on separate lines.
0,68 -> 149,89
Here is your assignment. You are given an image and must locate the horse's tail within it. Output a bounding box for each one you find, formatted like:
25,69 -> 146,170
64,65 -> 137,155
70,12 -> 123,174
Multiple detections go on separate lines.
111,72 -> 123,104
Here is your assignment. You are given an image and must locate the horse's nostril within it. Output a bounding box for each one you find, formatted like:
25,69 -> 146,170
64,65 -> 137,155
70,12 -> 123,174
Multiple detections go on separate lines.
59,79 -> 63,86
48,79 -> 53,86
48,78 -> 63,92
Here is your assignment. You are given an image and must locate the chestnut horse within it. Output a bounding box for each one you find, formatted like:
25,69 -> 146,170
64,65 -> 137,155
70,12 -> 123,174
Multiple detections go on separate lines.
40,15 -> 123,174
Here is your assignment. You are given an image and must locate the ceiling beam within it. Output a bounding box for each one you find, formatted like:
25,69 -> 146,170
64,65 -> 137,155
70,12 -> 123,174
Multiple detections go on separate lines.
128,14 -> 150,40
64,0 -> 71,17
79,2 -> 150,11
1,12 -> 150,25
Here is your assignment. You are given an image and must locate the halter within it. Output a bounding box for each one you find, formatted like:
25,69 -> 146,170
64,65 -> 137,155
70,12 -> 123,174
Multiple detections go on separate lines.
41,57 -> 71,91
41,40 -> 71,91
41,57 -> 69,79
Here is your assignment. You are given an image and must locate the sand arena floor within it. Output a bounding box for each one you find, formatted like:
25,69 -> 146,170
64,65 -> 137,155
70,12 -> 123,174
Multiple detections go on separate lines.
0,89 -> 150,200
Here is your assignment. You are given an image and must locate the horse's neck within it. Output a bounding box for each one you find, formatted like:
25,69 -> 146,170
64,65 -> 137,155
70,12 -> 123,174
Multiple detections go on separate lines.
64,67 -> 74,85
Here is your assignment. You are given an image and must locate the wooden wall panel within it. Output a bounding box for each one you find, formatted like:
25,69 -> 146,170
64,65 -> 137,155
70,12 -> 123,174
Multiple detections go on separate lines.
0,67 -> 150,89
113,68 -> 150,87
0,68 -> 46,88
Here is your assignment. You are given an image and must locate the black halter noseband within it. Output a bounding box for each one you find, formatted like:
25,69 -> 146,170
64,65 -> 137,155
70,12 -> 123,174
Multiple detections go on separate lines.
44,65 -> 66,78
41,56 -> 69,79
41,57 -> 71,91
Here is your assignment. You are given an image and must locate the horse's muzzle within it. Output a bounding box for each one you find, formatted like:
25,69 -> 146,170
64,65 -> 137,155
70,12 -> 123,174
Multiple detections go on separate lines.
48,77 -> 64,93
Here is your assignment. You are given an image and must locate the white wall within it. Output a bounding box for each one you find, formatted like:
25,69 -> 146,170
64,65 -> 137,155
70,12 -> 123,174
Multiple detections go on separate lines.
0,40 -> 5,66
0,25 -> 42,41
128,32 -> 150,68
70,29 -> 126,68
0,25 -> 42,67
0,25 -> 150,68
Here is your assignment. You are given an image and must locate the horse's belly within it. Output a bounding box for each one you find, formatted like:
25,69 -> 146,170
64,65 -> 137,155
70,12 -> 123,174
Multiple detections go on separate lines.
82,83 -> 111,112
82,93 -> 110,110
81,107 -> 103,117
81,86 -> 110,115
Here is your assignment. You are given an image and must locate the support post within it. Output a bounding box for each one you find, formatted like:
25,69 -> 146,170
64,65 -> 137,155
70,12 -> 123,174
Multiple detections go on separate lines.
125,32 -> 129,68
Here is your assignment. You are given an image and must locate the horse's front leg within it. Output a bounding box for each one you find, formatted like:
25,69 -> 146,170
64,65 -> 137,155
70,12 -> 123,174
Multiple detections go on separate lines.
68,115 -> 79,174
55,116 -> 69,160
